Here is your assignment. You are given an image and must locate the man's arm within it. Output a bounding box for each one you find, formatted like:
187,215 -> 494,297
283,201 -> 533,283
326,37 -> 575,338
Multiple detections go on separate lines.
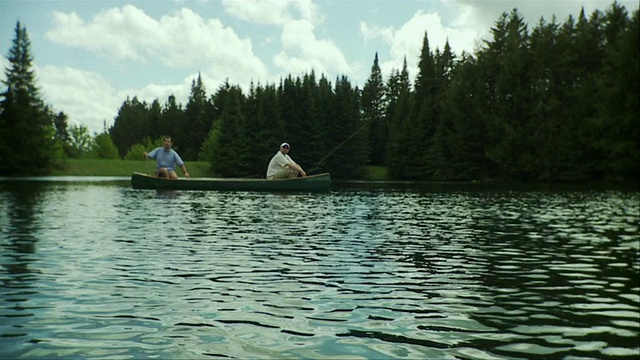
181,164 -> 190,178
143,148 -> 156,159
287,162 -> 306,177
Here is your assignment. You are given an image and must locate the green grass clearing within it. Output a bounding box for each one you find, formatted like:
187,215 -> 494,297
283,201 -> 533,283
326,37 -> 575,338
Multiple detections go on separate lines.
50,159 -> 391,180
52,159 -> 218,177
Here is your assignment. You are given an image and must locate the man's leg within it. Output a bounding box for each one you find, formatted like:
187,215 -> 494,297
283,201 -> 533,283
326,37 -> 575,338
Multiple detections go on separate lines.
286,169 -> 298,178
273,167 -> 298,179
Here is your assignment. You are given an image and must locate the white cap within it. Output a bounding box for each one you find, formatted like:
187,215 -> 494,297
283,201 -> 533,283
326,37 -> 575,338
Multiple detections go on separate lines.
280,142 -> 290,148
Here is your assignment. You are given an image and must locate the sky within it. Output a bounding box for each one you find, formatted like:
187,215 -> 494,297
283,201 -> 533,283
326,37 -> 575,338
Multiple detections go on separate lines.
1,0 -> 638,134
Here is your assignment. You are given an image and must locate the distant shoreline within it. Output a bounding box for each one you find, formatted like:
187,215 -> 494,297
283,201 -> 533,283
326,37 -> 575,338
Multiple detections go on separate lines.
47,159 -> 392,181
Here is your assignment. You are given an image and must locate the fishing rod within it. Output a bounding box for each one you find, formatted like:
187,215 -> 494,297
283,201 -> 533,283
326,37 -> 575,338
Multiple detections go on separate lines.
308,118 -> 374,173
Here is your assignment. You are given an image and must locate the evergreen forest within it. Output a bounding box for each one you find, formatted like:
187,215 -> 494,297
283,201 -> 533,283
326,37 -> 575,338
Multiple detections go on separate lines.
1,3 -> 638,181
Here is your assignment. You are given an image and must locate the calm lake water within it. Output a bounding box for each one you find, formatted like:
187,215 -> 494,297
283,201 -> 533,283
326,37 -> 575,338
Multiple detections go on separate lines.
1,178 -> 638,359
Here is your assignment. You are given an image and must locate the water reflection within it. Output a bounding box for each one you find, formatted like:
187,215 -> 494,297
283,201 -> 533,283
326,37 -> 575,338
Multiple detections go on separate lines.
0,181 -> 638,359
465,191 -> 640,358
1,184 -> 43,274
0,182 -> 47,342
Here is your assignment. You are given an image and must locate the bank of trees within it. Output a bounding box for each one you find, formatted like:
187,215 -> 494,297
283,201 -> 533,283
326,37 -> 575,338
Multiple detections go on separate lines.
384,3 -> 638,182
2,2 -> 638,181
110,3 -> 638,181
450,4 -> 639,182
110,73 -> 367,178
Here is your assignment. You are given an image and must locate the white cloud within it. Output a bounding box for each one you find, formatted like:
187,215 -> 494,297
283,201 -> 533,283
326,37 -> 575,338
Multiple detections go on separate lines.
359,0 -> 640,84
0,57 -> 8,83
274,19 -> 350,78
45,5 -> 269,79
360,22 -> 394,44
45,6 -> 157,63
40,2 -> 354,114
36,65 -> 203,134
223,0 -> 294,25
41,3 -> 276,126
117,81 -> 190,110
37,65 -> 120,134
222,0 -> 348,81
361,8 -> 479,82
3,59 -> 119,134
222,0 -> 321,26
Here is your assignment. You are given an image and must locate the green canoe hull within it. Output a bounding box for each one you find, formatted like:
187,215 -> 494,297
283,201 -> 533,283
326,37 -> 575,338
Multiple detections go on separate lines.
131,172 -> 331,191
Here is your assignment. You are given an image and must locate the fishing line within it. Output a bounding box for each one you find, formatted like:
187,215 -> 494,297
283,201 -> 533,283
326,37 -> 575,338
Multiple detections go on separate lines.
308,118 -> 374,173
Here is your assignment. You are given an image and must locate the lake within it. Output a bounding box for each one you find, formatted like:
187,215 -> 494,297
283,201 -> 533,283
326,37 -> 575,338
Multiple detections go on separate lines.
1,177 -> 638,359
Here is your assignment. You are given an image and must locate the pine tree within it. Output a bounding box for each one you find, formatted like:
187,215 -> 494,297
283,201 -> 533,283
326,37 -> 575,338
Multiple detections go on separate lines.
429,41 -> 456,180
593,4 -> 639,181
385,59 -> 411,178
244,83 -> 285,177
147,99 -> 162,142
480,9 -> 533,180
309,75 -> 335,174
324,76 -> 366,178
405,32 -> 437,179
0,22 -> 60,175
278,75 -> 303,141
109,96 -> 149,157
208,83 -> 252,177
362,53 -> 387,165
297,72 -> 326,171
161,94 -> 186,143
557,9 -> 605,181
183,74 -> 211,160
53,111 -> 73,158
441,53 -> 487,181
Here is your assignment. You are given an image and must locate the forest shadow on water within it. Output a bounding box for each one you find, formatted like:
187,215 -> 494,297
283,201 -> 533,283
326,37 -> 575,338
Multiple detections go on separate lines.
0,179 -> 638,359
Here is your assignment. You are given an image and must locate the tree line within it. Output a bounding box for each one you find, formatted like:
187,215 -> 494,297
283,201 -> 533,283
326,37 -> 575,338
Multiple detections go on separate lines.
2,2 -> 638,181
110,73 -> 367,178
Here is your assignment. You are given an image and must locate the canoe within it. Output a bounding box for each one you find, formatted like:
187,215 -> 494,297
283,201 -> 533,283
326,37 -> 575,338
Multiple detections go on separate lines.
131,172 -> 331,191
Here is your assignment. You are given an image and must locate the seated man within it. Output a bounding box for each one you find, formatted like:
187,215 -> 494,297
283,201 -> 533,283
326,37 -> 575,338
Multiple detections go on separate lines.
266,142 -> 306,179
143,136 -> 190,179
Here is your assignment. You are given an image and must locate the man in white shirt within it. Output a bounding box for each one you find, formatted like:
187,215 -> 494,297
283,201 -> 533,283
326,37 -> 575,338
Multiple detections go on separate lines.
266,142 -> 306,179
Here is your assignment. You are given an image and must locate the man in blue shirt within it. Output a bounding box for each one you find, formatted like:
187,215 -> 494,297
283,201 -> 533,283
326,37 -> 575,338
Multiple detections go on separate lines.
143,136 -> 190,179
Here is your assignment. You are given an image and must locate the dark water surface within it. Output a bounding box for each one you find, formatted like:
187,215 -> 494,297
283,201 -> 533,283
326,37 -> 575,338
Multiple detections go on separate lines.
1,178 -> 638,359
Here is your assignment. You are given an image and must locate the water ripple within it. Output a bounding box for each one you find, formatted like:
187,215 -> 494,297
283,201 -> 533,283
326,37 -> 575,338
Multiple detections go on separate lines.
0,183 -> 638,358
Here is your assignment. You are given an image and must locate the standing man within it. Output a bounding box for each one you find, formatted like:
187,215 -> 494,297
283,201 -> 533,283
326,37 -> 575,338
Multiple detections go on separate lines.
143,136 -> 190,179
266,142 -> 306,179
